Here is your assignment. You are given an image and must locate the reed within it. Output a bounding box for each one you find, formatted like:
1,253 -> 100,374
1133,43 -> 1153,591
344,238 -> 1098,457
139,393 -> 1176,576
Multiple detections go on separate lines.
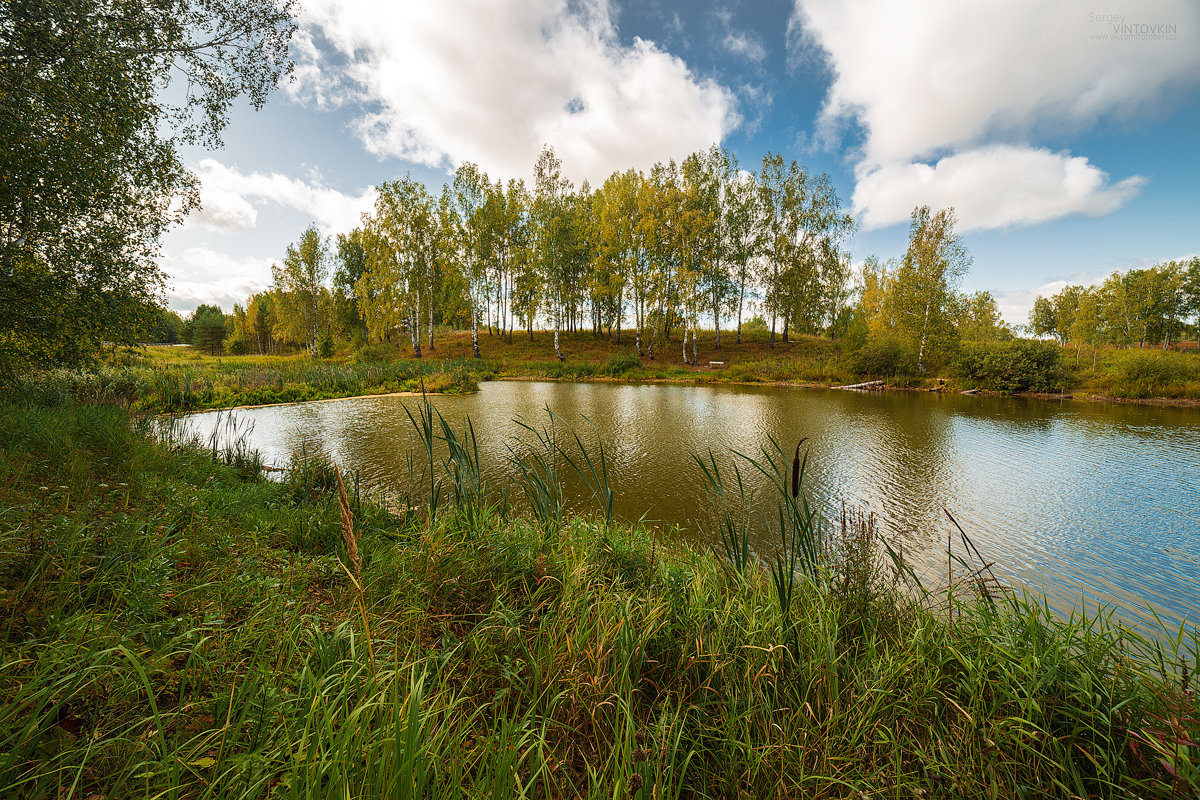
507,406 -> 565,532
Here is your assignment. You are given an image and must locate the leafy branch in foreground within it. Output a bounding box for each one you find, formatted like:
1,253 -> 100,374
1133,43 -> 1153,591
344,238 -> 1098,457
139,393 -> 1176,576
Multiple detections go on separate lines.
0,0 -> 296,374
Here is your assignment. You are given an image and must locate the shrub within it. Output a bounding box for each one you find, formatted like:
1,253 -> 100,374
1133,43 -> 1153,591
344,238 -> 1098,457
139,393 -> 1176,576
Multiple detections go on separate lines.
954,339 -> 1069,392
353,341 -> 403,363
851,338 -> 916,378
316,330 -> 336,359
226,337 -> 251,356
603,351 -> 642,376
740,315 -> 769,337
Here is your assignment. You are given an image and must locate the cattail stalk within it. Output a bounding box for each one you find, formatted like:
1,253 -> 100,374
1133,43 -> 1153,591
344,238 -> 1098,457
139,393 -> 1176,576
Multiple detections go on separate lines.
791,438 -> 808,499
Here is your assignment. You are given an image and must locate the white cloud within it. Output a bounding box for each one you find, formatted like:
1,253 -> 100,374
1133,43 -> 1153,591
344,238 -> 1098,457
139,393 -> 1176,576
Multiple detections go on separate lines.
162,247 -> 276,313
792,0 -> 1200,228
853,145 -> 1146,231
293,0 -> 739,183
285,29 -> 360,110
188,187 -> 257,232
186,159 -> 376,236
724,31 -> 766,62
794,0 -> 1200,165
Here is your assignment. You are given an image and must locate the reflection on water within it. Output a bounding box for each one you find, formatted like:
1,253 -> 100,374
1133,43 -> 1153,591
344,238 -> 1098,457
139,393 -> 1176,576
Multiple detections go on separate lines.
182,381 -> 1200,632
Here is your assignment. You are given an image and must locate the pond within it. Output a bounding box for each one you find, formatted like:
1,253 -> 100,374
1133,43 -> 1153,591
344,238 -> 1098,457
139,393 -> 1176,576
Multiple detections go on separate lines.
181,380 -> 1200,632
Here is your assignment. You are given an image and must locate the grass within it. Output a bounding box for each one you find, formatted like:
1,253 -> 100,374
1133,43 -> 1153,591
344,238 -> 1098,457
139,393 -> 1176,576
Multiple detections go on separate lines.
1071,347 -> 1200,400
1,394 -> 1198,797
71,327 -> 1200,413
134,329 -> 859,408
13,355 -> 490,412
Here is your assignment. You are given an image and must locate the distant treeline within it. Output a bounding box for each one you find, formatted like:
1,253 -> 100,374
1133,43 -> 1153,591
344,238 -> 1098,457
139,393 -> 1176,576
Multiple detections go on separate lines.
179,145 -> 1019,373
1029,258 -> 1200,352
173,145 -> 1198,376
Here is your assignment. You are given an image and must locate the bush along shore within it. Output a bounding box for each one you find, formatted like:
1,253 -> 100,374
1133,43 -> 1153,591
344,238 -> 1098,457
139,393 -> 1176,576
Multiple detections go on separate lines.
2,395 -> 1199,798
46,330 -> 1200,414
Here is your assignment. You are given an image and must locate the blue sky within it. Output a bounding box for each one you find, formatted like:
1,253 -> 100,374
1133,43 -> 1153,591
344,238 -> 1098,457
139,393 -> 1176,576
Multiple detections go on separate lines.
164,0 -> 1200,324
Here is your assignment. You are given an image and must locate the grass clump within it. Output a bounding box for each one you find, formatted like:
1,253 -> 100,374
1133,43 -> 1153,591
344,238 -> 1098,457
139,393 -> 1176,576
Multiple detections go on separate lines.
1098,350 -> 1200,399
1,396 -> 1197,797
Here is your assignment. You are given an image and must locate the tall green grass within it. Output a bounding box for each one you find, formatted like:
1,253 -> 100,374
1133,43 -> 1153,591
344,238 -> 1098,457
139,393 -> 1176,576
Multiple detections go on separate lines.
8,359 -> 490,413
1,397 -> 1197,798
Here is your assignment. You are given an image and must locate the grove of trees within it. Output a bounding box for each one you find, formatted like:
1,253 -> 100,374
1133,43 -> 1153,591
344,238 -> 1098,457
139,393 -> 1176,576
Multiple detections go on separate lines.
238,145 -> 999,366
1028,258 -> 1200,360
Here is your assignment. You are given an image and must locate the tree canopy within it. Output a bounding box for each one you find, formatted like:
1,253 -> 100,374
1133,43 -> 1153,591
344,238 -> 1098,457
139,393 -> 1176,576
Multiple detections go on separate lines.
233,145 -> 1012,371
1029,258 -> 1200,352
0,0 -> 296,374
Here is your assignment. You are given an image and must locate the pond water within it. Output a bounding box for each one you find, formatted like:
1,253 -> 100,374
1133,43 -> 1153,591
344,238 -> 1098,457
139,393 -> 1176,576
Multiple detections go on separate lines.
181,380 -> 1200,632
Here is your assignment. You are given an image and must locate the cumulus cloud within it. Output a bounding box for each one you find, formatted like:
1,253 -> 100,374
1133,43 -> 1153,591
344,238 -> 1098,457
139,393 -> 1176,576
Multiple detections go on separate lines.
794,0 -> 1200,165
791,0 -> 1200,228
853,145 -> 1146,231
292,0 -> 739,183
285,28 -> 360,110
162,248 -> 276,313
186,159 -> 376,236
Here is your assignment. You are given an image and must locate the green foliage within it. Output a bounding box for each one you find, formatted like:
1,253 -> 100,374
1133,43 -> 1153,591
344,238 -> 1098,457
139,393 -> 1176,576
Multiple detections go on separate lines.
740,314 -> 769,337
1102,350 -> 1200,398
1029,258 -> 1200,350
5,358 -> 489,413
316,329 -> 336,359
147,307 -> 187,344
954,339 -> 1070,392
353,341 -> 405,363
226,337 -> 251,355
273,225 -> 332,349
852,337 -> 916,377
188,304 -> 227,356
5,366 -> 148,406
0,0 -> 296,374
2,399 -> 1196,798
603,351 -> 643,375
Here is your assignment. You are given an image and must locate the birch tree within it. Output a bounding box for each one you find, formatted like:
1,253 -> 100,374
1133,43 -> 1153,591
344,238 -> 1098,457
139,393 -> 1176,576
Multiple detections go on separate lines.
361,178 -> 437,357
272,224 -> 330,352
533,146 -> 572,361
452,162 -> 490,357
895,206 -> 970,372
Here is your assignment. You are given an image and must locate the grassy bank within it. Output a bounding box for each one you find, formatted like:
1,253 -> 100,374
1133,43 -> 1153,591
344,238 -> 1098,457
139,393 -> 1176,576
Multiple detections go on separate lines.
16,353 -> 490,412
1063,346 -> 1200,400
121,330 -> 1200,411
1,397 -> 1197,797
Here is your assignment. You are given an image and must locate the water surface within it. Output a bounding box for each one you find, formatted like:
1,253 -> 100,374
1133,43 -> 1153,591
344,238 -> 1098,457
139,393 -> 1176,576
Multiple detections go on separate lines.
183,381 -> 1200,631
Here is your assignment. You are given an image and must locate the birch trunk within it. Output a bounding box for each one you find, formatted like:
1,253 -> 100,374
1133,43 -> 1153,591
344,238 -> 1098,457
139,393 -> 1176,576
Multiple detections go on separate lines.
471,301 -> 480,358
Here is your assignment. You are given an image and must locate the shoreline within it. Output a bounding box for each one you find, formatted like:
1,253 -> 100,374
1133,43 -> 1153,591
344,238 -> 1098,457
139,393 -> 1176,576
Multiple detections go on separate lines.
177,374 -> 1200,413
222,389 -> 432,411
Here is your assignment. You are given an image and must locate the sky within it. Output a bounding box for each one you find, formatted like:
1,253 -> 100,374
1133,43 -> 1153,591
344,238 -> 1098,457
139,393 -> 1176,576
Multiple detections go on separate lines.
164,0 -> 1200,325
